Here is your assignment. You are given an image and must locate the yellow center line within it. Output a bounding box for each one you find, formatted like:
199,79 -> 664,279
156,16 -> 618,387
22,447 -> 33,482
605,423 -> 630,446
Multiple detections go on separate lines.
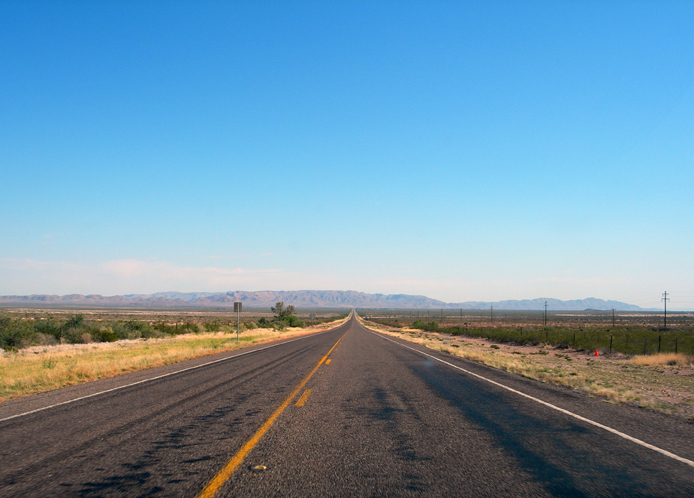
295,389 -> 312,407
197,330 -> 347,498
325,359 -> 331,365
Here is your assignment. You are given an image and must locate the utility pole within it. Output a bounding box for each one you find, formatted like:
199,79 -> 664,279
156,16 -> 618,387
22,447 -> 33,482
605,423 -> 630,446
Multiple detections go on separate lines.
490,305 -> 493,323
544,301 -> 548,327
662,291 -> 669,328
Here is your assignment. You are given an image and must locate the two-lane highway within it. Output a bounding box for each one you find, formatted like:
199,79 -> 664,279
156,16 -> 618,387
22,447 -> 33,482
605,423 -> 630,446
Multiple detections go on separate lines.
2,314 -> 694,496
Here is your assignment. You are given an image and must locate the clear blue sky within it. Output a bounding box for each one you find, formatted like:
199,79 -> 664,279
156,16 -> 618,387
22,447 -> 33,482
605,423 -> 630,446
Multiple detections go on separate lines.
1,1 -> 693,309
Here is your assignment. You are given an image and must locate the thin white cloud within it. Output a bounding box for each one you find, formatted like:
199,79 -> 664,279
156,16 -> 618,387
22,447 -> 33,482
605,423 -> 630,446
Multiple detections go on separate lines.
0,258 -> 331,295
532,277 -> 629,285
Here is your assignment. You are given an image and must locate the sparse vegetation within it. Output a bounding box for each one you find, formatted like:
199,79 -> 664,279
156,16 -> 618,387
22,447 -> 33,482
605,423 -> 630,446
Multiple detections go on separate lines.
0,307 -> 348,352
407,321 -> 694,357
0,311 -> 350,402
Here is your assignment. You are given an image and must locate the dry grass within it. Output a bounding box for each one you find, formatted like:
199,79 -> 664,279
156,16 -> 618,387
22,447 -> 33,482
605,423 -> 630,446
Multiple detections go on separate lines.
359,318 -> 694,420
0,317 -> 348,403
630,352 -> 693,366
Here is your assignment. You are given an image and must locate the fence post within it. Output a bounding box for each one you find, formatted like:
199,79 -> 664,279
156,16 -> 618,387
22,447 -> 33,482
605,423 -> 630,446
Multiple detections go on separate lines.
675,337 -> 678,354
609,335 -> 613,354
658,335 -> 661,354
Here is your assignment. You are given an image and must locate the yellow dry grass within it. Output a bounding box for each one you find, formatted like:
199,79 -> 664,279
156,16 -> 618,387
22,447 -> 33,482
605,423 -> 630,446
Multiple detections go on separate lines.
630,352 -> 693,366
0,317 -> 348,403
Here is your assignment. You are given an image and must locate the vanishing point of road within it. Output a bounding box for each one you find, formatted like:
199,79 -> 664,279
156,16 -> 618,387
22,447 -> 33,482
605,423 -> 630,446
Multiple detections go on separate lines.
1,313 -> 694,497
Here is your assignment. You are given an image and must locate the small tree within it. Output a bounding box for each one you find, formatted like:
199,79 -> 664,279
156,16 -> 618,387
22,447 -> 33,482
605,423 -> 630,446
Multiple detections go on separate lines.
271,302 -> 295,320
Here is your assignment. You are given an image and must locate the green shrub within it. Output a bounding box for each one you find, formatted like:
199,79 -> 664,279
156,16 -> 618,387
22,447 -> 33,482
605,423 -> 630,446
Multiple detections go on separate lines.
413,320 -> 440,332
34,319 -> 61,340
92,327 -> 118,342
0,317 -> 35,350
205,322 -> 222,332
122,320 -> 155,338
63,314 -> 84,329
62,327 -> 86,344
153,322 -> 178,335
281,315 -> 302,327
35,333 -> 58,346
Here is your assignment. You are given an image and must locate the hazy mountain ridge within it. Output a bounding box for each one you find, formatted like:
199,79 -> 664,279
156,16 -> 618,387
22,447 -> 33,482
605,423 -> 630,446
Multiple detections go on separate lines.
0,291 -> 647,311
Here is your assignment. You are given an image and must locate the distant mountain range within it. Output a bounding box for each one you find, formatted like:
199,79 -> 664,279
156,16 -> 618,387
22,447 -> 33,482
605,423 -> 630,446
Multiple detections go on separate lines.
0,291 -> 650,311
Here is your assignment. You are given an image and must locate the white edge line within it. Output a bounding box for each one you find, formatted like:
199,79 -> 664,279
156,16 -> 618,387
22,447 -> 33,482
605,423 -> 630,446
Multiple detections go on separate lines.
368,328 -> 694,469
0,325 -> 345,424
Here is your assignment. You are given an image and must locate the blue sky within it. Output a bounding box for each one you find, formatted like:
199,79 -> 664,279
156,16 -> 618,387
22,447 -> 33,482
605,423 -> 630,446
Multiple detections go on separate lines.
1,1 -> 693,309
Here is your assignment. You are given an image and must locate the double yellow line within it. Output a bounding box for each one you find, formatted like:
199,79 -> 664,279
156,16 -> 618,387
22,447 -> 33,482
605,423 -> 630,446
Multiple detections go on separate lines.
197,330 -> 346,498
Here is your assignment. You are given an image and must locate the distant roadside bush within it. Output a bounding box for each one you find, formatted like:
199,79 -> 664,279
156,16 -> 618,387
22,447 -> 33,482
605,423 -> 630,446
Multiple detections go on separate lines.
0,315 -> 172,350
411,320 -> 694,356
91,327 -> 118,342
62,326 -> 88,344
281,315 -> 304,327
0,317 -> 33,350
34,319 -> 61,341
204,322 -> 222,332
152,321 -> 197,336
0,310 -> 344,352
412,320 -> 441,332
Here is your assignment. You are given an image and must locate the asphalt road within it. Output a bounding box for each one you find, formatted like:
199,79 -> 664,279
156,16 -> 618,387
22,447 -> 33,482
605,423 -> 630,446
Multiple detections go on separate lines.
2,314 -> 694,497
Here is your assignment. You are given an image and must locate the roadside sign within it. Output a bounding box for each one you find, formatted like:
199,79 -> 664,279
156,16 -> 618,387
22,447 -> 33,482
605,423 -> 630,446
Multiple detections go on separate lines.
234,302 -> 242,343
